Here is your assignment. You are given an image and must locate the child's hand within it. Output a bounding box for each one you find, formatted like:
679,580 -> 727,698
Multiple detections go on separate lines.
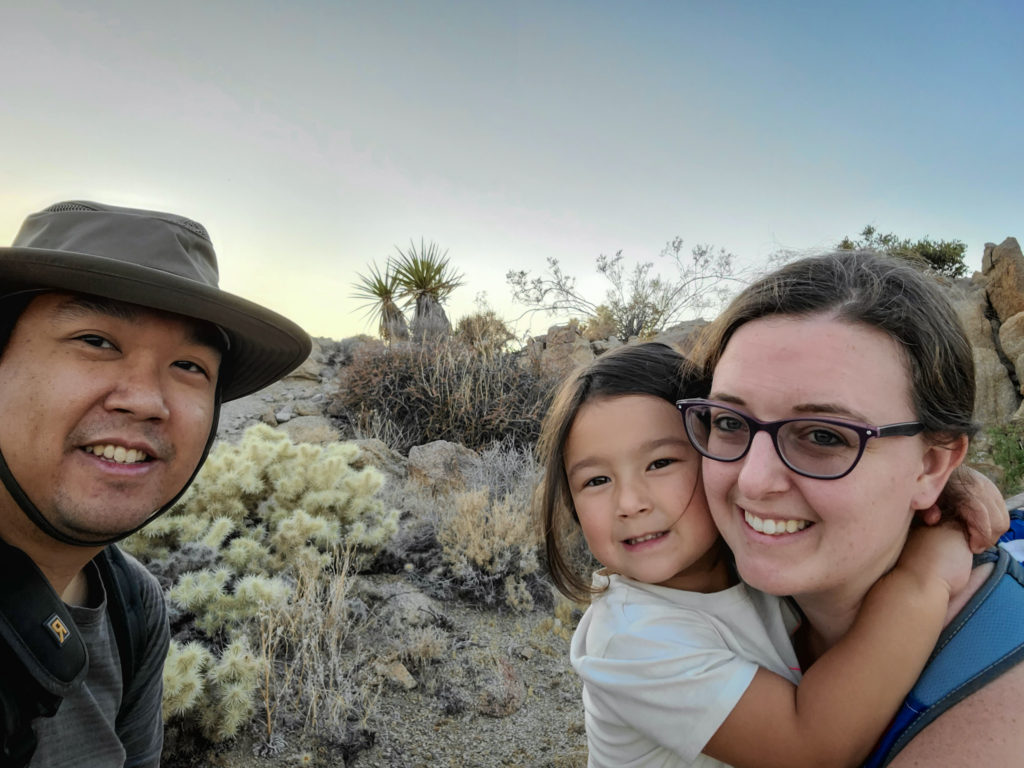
917,465 -> 1009,553
898,521 -> 974,598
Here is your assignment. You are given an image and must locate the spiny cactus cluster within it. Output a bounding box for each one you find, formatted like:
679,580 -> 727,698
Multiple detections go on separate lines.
124,424 -> 400,743
162,637 -> 260,742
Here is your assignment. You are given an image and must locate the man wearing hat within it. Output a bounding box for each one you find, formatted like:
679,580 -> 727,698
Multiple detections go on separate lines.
0,201 -> 310,767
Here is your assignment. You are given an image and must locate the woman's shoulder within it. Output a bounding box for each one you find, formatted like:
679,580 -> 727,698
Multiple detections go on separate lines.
887,661 -> 1024,766
879,545 -> 1024,766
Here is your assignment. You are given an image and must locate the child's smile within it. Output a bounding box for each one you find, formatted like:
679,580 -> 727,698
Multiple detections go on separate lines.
564,394 -> 731,593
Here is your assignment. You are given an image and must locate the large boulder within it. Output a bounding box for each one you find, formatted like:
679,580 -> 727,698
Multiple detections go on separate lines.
983,238 -> 1024,323
652,319 -> 710,357
407,440 -> 482,494
532,323 -> 595,379
950,283 -> 996,351
972,346 -> 1021,425
999,312 -> 1024,395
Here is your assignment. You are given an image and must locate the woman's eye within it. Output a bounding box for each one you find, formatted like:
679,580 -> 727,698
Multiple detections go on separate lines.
712,415 -> 744,433
806,428 -> 847,447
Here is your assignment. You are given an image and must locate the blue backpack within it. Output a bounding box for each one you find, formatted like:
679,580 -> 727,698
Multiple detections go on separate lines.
864,508 -> 1024,766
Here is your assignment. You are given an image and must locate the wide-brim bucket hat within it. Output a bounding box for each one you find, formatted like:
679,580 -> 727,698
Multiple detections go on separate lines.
0,200 -> 311,401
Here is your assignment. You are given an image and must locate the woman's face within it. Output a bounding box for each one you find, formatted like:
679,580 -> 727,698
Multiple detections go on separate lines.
702,314 -> 941,608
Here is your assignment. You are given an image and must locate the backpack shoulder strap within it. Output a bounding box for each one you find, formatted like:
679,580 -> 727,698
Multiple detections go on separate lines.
0,539 -> 88,766
94,545 -> 147,712
865,535 -> 1024,767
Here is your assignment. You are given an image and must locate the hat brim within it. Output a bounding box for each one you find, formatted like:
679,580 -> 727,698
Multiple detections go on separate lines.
0,247 -> 312,401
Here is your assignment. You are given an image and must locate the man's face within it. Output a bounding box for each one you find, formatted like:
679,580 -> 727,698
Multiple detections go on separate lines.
0,292 -> 221,541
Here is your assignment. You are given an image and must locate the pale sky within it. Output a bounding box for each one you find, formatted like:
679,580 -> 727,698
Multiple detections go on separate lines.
2,0 -> 1021,340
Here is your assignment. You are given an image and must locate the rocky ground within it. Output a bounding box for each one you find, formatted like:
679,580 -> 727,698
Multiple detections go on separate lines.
178,323 -> 1024,768
171,341 -> 589,768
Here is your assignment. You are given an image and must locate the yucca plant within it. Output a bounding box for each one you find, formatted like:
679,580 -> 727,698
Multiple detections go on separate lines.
393,239 -> 465,344
351,262 -> 410,342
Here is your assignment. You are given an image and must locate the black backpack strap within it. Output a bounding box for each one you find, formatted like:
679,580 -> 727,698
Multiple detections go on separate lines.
0,540 -> 88,767
865,544 -> 1024,766
93,545 -> 148,725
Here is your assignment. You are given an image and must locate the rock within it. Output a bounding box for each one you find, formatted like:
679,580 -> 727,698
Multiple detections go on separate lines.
407,441 -> 482,493
384,588 -> 442,631
351,438 -> 408,480
274,406 -> 293,423
476,657 -> 526,717
972,347 -> 1020,424
951,289 -> 996,351
280,415 -> 340,445
541,323 -> 595,378
285,343 -> 323,382
983,238 -> 1024,323
999,312 -> 1024,370
652,319 -> 709,357
377,660 -> 417,691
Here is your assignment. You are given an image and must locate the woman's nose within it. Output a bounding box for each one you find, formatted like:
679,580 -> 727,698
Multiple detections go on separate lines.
735,431 -> 791,498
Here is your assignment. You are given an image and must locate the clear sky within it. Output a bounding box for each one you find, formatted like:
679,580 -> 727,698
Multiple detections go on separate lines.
3,0 -> 1021,340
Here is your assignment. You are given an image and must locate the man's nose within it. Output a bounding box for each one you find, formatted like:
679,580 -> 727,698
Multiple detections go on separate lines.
103,357 -> 171,421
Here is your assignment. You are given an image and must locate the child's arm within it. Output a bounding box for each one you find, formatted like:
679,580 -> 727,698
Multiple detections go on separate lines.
703,522 -> 972,768
918,465 -> 1009,553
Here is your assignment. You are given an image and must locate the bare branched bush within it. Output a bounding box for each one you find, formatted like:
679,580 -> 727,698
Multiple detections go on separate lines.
453,309 -> 517,356
437,487 -> 545,611
335,341 -> 556,453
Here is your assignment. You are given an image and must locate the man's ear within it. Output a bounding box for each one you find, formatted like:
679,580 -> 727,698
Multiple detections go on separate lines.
911,435 -> 969,511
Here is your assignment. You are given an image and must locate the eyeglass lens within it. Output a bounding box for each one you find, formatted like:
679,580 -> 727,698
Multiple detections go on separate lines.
683,404 -> 863,478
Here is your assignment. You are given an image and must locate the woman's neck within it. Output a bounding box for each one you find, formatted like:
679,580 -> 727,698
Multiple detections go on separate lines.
791,588 -> 866,667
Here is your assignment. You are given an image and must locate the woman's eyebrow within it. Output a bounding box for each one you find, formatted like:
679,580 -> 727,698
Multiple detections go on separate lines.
709,392 -> 871,423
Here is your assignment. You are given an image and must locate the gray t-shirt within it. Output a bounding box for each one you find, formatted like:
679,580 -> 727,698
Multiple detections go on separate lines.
29,551 -> 169,768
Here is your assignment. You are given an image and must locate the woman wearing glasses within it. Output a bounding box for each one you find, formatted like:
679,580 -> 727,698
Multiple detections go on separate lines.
684,250 -> 1024,765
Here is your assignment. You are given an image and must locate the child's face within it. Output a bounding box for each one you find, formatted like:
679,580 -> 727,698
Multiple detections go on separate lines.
564,394 -> 726,592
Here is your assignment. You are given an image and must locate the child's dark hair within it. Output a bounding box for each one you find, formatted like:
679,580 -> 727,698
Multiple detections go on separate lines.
536,342 -> 708,602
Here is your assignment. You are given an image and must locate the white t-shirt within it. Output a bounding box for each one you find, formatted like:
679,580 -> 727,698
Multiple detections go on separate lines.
570,573 -> 802,768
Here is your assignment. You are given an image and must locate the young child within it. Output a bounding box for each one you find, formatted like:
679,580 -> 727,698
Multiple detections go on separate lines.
537,342 -> 982,768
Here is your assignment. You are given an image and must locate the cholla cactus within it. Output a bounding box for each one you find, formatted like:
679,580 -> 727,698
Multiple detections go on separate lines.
198,637 -> 261,741
163,640 -> 212,720
125,424 -> 400,745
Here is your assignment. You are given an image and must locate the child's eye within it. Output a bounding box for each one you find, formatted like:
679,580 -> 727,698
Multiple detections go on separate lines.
583,476 -> 610,488
75,334 -> 116,350
648,458 -> 676,471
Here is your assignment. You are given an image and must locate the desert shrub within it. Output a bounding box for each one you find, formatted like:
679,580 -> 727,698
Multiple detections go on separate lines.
436,487 -> 545,612
581,305 -> 617,342
452,309 -> 517,356
124,425 -> 400,748
989,423 -> 1024,495
335,340 -> 556,453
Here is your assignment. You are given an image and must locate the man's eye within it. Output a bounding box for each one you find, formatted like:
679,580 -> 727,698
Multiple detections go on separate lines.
75,334 -> 116,350
174,360 -> 208,376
